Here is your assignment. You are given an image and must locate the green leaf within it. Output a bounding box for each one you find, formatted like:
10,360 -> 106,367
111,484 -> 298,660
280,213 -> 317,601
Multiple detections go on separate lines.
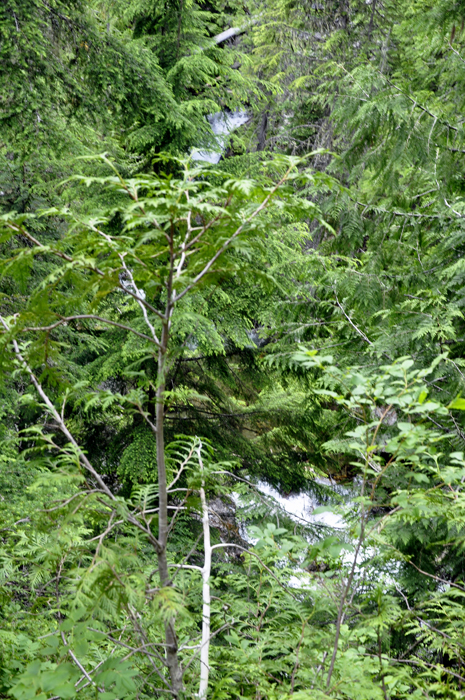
448,397 -> 465,410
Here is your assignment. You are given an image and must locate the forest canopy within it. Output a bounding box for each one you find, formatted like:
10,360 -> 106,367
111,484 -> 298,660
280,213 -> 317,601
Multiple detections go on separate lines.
2,1 -> 465,698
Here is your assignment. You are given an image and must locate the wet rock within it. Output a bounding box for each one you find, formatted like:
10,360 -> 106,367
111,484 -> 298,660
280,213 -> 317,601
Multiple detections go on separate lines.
208,495 -> 248,554
306,560 -> 330,573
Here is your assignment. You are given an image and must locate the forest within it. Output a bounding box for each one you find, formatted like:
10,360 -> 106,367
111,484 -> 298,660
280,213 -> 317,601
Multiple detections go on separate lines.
2,0 -> 465,697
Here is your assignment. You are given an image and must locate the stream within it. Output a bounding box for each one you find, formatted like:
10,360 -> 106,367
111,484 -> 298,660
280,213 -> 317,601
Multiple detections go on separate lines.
230,477 -> 359,589
191,110 -> 250,164
252,478 -> 354,530
234,477 -> 358,543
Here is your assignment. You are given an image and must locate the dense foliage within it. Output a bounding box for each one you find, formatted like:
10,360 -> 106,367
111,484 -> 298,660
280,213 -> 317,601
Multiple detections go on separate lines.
2,0 -> 465,698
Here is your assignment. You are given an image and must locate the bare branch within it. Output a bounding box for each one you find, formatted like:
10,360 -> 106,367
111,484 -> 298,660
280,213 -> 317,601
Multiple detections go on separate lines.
119,256 -> 161,345
60,631 -> 104,692
174,167 -> 294,304
334,292 -> 373,346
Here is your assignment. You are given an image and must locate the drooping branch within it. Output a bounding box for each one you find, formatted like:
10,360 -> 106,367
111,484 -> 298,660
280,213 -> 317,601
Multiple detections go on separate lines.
0,313 -> 162,553
21,315 -> 160,347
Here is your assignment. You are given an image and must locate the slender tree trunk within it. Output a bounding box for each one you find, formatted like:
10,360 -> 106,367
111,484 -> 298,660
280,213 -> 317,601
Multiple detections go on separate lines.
156,327 -> 170,559
256,110 -> 269,151
156,235 -> 183,697
368,0 -> 377,40
156,315 -> 183,697
198,442 -> 211,698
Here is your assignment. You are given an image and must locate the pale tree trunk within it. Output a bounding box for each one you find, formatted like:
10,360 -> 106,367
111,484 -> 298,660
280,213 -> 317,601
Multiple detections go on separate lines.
198,442 -> 211,698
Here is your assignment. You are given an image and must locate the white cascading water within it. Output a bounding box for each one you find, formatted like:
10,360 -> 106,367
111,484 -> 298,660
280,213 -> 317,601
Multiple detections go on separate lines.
191,111 -> 250,164
231,477 -> 361,588
253,479 -> 348,530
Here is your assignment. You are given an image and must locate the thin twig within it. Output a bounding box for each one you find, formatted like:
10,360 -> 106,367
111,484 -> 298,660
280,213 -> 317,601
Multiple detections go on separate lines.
334,292 -> 373,346
22,315 -> 160,347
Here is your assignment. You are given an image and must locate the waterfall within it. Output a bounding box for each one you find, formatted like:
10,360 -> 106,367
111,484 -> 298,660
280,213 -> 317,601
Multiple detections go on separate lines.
191,110 -> 250,164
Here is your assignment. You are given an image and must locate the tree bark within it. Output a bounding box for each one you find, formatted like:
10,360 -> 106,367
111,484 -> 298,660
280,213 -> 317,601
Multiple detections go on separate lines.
156,234 -> 184,698
156,344 -> 183,696
256,110 -> 269,151
198,443 -> 211,698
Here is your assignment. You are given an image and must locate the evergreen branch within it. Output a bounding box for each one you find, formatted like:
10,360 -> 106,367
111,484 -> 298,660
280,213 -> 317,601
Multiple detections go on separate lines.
6,222 -> 74,262
9,219 -> 166,324
174,167 -> 294,303
21,315 -> 160,347
382,73 -> 460,132
211,470 -> 336,529
415,616 -> 465,655
392,657 -> 465,684
210,543 -> 299,600
402,552 -> 465,593
354,200 -> 443,220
